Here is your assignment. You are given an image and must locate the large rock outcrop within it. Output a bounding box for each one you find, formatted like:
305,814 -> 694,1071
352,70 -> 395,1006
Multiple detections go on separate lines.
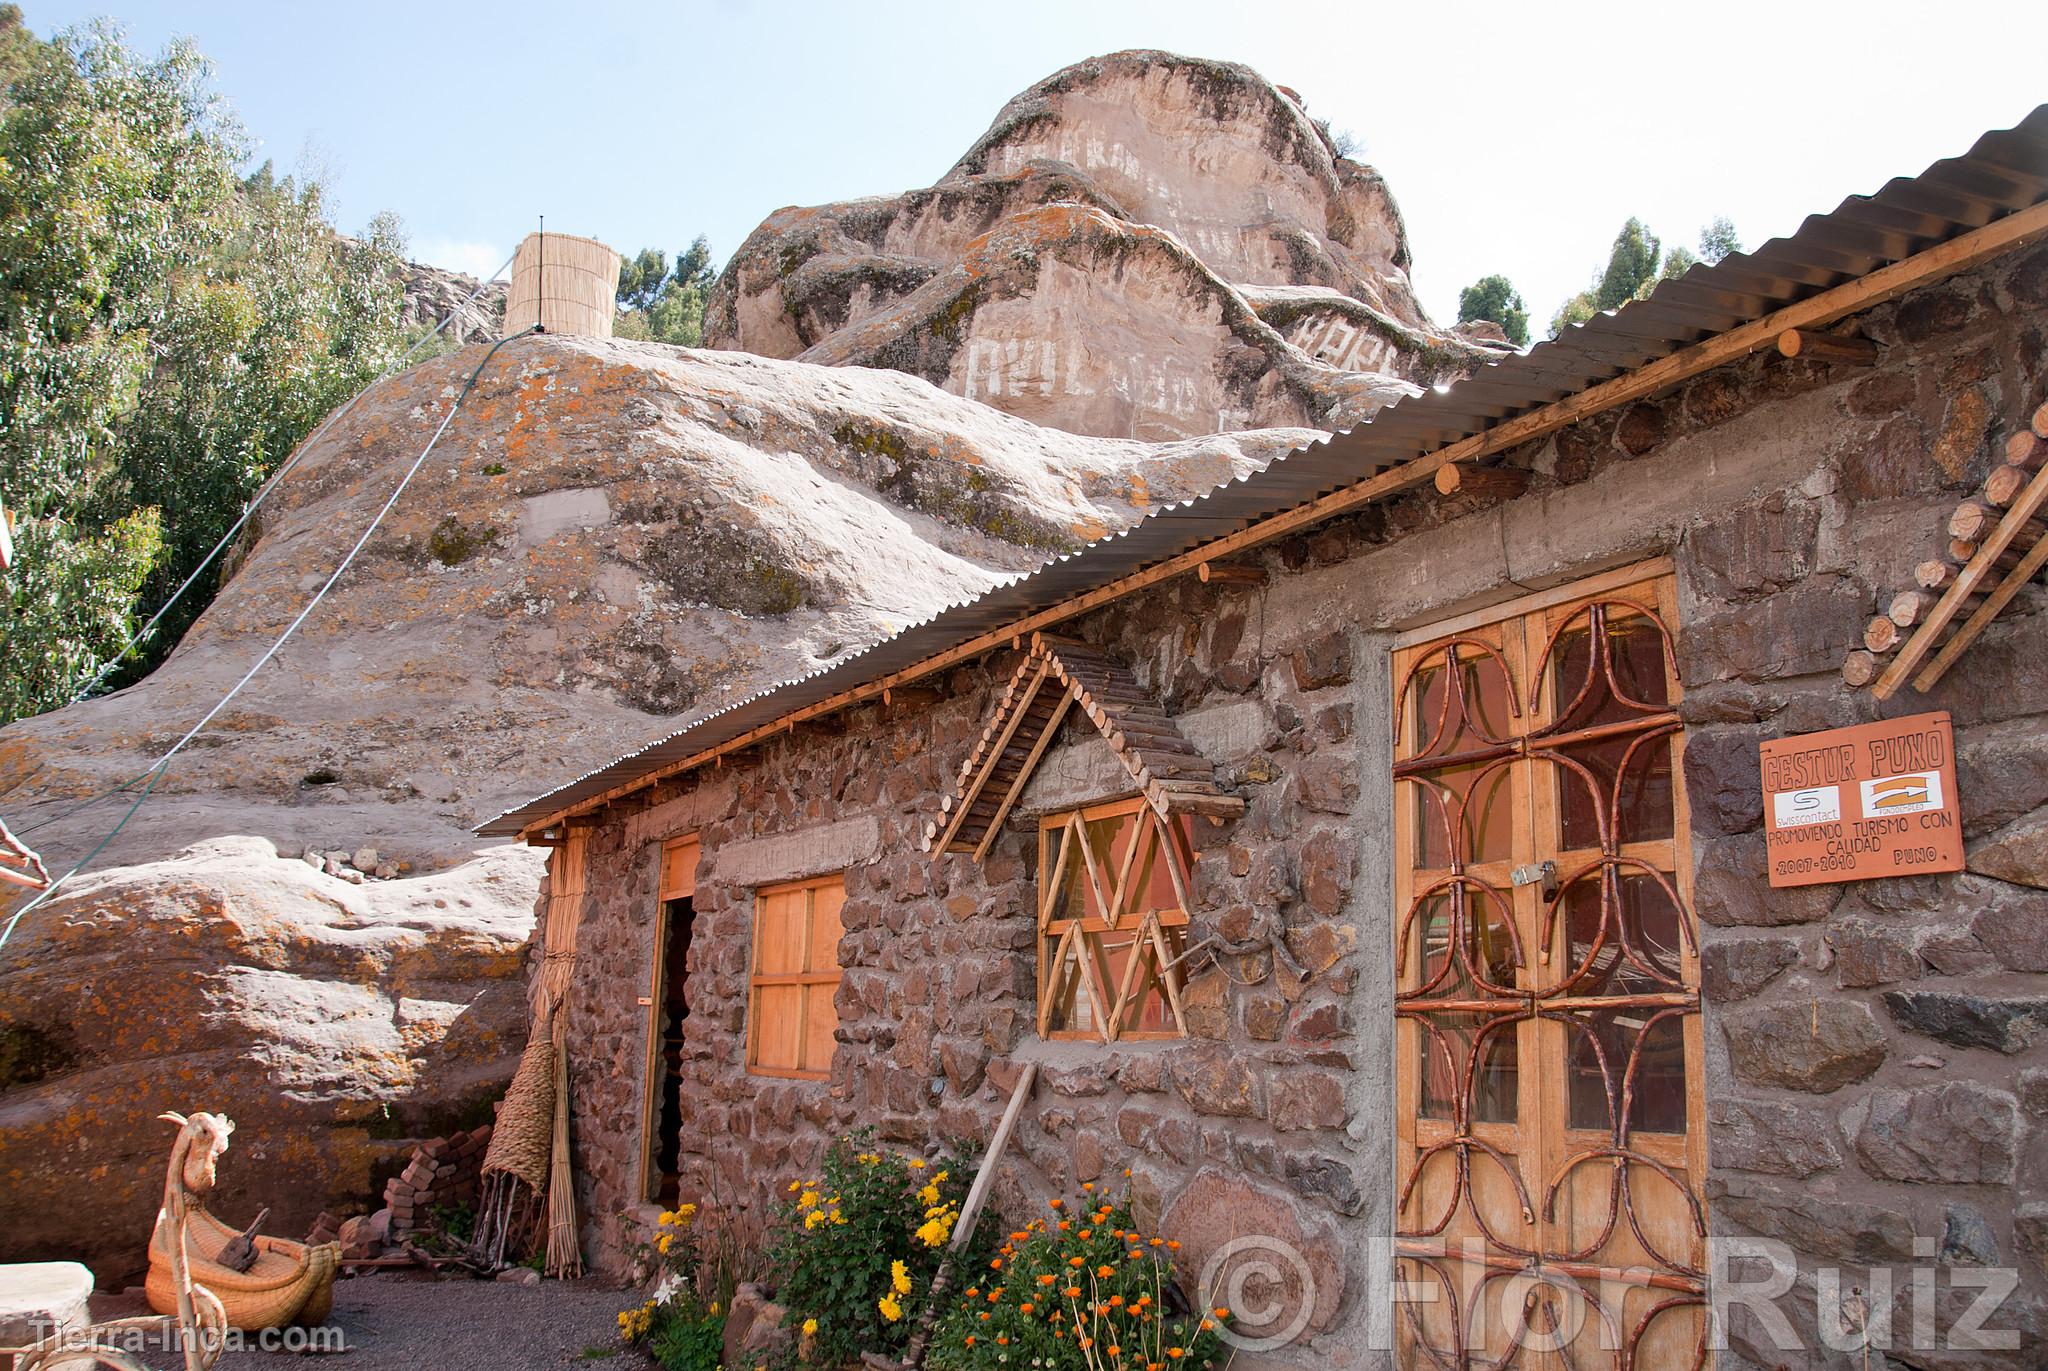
704,50 -> 1502,439
0,48 -> 1495,1280
0,334 -> 1313,1277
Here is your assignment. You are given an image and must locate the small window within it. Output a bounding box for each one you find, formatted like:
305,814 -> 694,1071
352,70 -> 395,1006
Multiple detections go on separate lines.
746,874 -> 844,1080
1037,797 -> 1194,1041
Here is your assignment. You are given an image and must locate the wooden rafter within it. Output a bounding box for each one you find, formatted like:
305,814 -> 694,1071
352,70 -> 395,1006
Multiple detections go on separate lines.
927,635 -> 1241,857
518,199 -> 2048,840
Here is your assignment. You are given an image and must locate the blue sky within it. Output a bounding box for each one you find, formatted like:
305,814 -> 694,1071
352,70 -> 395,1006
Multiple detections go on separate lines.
23,0 -> 2047,330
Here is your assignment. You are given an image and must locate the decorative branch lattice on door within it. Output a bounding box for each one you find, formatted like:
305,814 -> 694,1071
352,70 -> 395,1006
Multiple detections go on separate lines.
1391,564 -> 1709,1371
1038,797 -> 1195,1041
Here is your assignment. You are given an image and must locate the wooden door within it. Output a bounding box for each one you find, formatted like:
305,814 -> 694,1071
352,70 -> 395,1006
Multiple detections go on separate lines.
1391,564 -> 1708,1371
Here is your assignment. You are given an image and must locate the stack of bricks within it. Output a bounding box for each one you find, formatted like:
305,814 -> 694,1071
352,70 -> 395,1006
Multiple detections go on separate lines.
381,1123 -> 491,1236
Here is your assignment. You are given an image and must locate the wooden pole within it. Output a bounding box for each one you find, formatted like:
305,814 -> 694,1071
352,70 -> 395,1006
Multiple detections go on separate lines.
867,1063 -> 1039,1371
2005,430 -> 2046,471
1863,616 -> 1901,653
1841,650 -> 1883,688
1776,329 -> 1877,365
1196,561 -> 1268,585
1984,464 -> 2031,509
1950,499 -> 2046,545
1888,590 -> 1935,627
1433,463 -> 1532,501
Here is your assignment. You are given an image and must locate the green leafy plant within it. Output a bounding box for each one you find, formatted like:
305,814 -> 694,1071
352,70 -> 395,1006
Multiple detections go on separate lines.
646,1305 -> 724,1371
927,1187 -> 1227,1371
764,1129 -> 984,1368
1455,274 -> 1529,347
0,15 -> 411,723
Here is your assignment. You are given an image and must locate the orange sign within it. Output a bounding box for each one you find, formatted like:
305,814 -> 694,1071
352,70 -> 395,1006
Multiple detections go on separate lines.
1759,710 -> 1963,887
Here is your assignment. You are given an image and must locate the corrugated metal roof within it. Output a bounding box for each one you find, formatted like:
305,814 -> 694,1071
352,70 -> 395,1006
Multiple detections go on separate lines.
480,105 -> 2048,837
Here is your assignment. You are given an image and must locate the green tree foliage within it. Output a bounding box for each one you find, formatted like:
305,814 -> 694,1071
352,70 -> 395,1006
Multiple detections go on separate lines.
615,236 -> 717,346
0,16 -> 410,723
1548,216 -> 1740,337
1699,215 -> 1742,264
1456,274 -> 1529,346
1595,217 -> 1661,310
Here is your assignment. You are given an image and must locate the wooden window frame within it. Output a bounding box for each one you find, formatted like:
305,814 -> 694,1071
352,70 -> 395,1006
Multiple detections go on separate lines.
1036,795 -> 1194,1043
640,834 -> 697,1202
1390,559 -> 1708,1371
744,873 -> 844,1082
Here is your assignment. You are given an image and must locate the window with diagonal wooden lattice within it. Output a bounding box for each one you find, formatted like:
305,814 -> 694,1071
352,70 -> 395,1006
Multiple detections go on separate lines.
1037,797 -> 1195,1041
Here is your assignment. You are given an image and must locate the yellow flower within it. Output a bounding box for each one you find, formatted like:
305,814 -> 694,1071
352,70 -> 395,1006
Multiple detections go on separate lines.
933,1170 -> 949,1183
656,1233 -> 674,1254
802,1318 -> 818,1336
798,1190 -> 819,1211
878,1295 -> 903,1323
892,1260 -> 913,1296
915,1215 -> 951,1247
804,1210 -> 828,1230
919,1183 -> 941,1207
788,1180 -> 801,1192
907,1158 -> 926,1170
657,1211 -> 676,1228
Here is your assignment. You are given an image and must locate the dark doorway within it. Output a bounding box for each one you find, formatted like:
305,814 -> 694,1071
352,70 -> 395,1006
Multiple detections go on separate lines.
646,836 -> 698,1205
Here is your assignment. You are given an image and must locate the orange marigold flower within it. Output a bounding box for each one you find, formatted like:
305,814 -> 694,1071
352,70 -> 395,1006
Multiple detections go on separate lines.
1057,1221 -> 1071,1231
1150,1238 -> 1164,1247
1064,1287 -> 1082,1298
1082,1182 -> 1095,1192
978,1313 -> 990,1322
1213,1307 -> 1229,1318
1166,1240 -> 1181,1250
1169,1349 -> 1186,1360
1077,1230 -> 1092,1240
1109,1295 -> 1124,1307
1096,1265 -> 1115,1278
1068,1257 -> 1085,1268
989,1259 -> 1002,1269
964,1336 -> 975,1346
1200,1319 -> 1216,1331
1048,1199 -> 1063,1209
1107,1346 -> 1121,1357
996,1336 -> 1008,1346
1037,1275 -> 1057,1286
1019,1303 -> 1034,1314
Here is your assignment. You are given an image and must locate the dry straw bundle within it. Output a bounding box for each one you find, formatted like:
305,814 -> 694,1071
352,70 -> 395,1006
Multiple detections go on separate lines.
472,1024 -> 555,1268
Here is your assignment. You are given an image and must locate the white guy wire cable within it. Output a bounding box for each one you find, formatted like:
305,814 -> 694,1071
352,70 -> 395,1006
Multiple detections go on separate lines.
0,325 -> 537,947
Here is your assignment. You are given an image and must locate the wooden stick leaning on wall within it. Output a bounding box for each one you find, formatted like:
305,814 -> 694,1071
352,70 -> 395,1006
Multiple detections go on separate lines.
864,1063 -> 1039,1371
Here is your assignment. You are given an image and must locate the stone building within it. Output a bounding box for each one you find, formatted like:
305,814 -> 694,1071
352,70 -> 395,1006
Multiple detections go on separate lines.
484,110 -> 2048,1369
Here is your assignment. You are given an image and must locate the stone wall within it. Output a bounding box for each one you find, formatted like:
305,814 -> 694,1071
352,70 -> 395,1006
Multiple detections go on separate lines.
552,243 -> 2048,1368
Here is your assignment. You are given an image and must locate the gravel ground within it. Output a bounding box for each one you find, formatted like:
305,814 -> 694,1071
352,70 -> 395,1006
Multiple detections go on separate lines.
247,1272 -> 641,1368
87,1271 -> 648,1370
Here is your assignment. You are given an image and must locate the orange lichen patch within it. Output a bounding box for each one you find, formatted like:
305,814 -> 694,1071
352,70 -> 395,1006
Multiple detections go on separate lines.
1070,516 -> 1111,542
1128,474 -> 1151,509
